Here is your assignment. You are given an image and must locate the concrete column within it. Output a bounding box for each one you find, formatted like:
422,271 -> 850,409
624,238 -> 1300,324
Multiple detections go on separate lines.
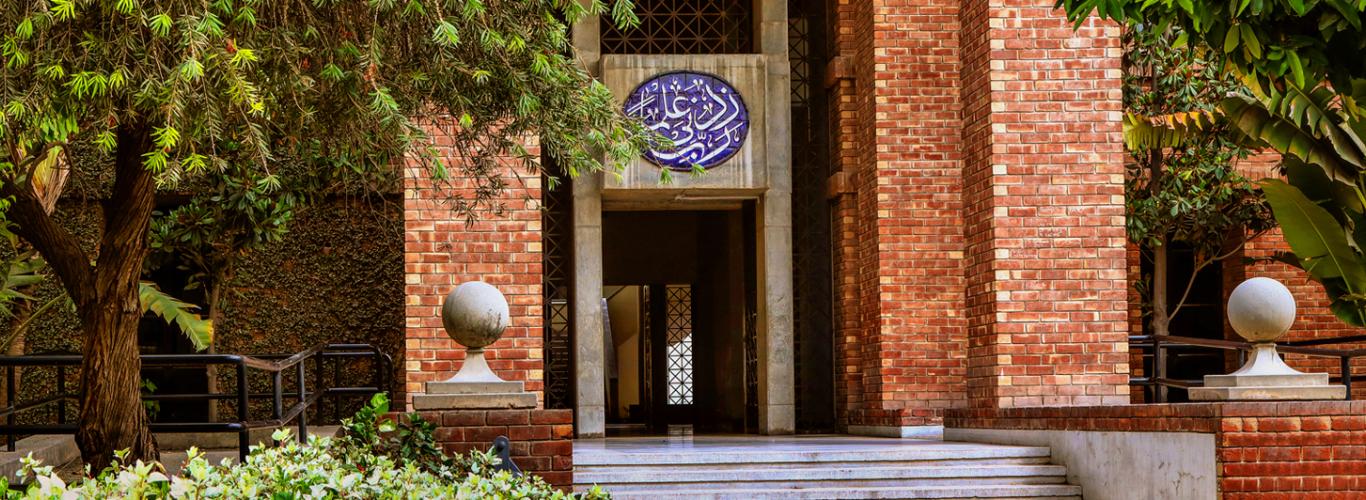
755,0 -> 794,435
570,0 -> 605,439
757,193 -> 795,434
572,174 -> 606,438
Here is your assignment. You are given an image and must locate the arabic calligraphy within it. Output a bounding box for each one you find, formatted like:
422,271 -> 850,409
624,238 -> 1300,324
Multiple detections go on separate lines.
623,71 -> 750,171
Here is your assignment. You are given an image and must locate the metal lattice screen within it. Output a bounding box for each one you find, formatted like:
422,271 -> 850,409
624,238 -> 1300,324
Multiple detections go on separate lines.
601,0 -> 754,54
789,0 -> 835,432
542,175 -> 575,410
664,285 -> 695,405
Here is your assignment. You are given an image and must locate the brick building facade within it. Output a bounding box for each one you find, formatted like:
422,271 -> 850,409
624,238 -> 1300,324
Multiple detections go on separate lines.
398,0 -> 1365,494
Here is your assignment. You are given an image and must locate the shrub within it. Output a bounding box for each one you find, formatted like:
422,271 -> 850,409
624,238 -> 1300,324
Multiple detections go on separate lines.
0,394 -> 607,499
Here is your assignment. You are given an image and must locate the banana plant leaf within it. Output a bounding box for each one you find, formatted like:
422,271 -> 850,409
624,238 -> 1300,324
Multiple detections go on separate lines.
1261,179 -> 1366,325
139,281 -> 214,352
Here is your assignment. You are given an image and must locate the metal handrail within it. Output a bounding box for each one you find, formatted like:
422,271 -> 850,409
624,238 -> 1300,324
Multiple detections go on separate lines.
1130,334 -> 1366,402
0,343 -> 392,460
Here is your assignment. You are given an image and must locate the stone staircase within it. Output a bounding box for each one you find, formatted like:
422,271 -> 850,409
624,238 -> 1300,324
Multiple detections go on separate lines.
573,436 -> 1081,499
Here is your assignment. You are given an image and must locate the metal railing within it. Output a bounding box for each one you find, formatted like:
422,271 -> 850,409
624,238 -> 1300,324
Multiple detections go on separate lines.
1130,334 -> 1366,402
0,343 -> 392,460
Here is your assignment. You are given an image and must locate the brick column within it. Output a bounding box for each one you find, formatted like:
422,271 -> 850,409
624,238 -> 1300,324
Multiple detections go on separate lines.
831,0 -> 970,432
402,127 -> 545,407
959,1 -> 1129,407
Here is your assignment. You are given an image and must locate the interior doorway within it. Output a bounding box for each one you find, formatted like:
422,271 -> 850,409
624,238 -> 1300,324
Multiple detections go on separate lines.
602,209 -> 751,435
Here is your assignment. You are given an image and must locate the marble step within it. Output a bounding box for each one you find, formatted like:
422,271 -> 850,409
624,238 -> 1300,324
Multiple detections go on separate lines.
583,484 -> 1084,499
578,464 -> 1067,490
574,445 -> 1053,467
576,455 -> 1051,472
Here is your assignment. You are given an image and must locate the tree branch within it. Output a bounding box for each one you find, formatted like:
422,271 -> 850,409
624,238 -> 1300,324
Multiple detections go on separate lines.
95,124 -> 155,299
1168,229 -> 1268,321
1,177 -> 94,305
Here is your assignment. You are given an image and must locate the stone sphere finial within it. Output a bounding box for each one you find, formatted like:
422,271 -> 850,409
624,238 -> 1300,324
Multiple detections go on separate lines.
441,281 -> 510,349
1227,277 -> 1296,343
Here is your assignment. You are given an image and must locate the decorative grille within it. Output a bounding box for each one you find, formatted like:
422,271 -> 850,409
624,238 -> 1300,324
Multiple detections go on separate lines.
789,0 -> 835,432
743,203 -> 759,431
542,175 -> 575,410
665,285 -> 695,405
641,286 -> 653,415
601,0 -> 754,55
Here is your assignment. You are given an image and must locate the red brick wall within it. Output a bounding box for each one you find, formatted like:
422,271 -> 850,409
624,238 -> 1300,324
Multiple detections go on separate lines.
402,127 -> 545,408
947,402 -> 1366,498
416,409 -> 574,488
833,0 -> 969,429
828,0 -> 1129,424
829,0 -> 863,428
959,0 -> 1129,408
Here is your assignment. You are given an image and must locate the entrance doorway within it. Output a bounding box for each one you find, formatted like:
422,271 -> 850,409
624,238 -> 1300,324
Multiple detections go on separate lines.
602,210 -> 751,435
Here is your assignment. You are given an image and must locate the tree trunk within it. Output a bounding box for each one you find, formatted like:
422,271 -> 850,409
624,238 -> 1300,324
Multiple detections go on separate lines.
1151,236 -> 1170,337
1150,235 -> 1170,402
73,124 -> 159,470
74,286 -> 157,469
206,278 -> 224,422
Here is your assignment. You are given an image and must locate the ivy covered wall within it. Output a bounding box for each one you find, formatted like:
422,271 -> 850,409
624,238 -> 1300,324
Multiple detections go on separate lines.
4,197 -> 405,422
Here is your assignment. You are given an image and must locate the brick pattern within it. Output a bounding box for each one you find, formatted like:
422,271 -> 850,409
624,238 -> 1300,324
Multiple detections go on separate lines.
828,0 -> 1129,424
828,0 -> 859,430
959,1 -> 1129,408
948,402 -> 1366,497
835,0 -> 969,429
402,126 -> 545,407
415,409 -> 575,488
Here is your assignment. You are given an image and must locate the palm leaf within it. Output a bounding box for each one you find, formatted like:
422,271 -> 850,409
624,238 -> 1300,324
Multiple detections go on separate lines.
1261,179 -> 1366,289
1223,95 -> 1360,186
139,281 -> 213,352
1122,110 -> 1222,151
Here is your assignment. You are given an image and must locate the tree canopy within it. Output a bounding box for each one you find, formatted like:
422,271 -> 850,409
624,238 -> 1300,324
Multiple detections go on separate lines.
1061,0 -> 1366,326
0,0 -> 651,467
1121,24 -> 1272,337
1058,0 -> 1366,102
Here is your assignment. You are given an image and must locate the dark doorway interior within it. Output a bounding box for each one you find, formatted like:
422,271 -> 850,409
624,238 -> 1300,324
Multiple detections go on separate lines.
602,210 -> 750,435
1141,242 -> 1226,402
138,264 -> 209,423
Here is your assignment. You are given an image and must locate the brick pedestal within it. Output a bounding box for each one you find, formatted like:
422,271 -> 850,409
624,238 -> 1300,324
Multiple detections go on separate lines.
417,408 -> 574,488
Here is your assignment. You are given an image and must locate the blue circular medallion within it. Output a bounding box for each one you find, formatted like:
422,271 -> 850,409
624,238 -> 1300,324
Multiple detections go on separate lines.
623,71 -> 750,171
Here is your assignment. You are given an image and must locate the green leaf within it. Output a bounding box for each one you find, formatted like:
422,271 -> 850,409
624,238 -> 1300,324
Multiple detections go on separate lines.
139,282 -> 214,352
1240,25 -> 1262,58
1223,27 -> 1240,53
1261,179 -> 1366,288
1286,50 -> 1306,88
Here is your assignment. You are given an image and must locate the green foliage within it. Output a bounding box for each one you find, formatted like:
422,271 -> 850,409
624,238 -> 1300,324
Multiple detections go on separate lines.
1069,0 -> 1366,327
138,281 -> 213,352
339,393 -> 453,475
1122,25 -> 1271,263
141,379 -> 161,420
0,430 -> 603,499
0,396 -> 606,498
0,0 -> 651,218
1058,0 -> 1366,105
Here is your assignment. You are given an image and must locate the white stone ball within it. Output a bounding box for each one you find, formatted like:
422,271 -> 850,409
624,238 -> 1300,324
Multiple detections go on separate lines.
441,281 -> 510,349
1227,277 -> 1296,343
